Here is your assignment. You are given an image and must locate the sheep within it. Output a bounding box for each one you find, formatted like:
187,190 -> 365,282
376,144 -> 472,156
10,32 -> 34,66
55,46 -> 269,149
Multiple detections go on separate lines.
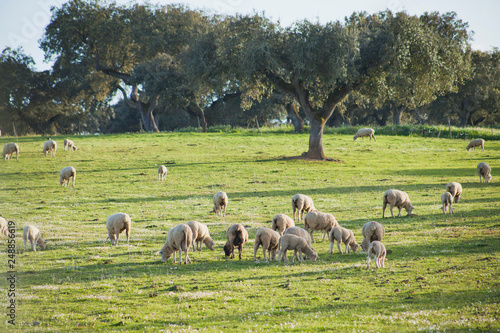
271,213 -> 295,236
445,182 -> 462,203
159,224 -> 193,264
106,213 -> 131,246
382,189 -> 414,218
283,226 -> 314,260
277,234 -> 318,263
0,217 -> 8,238
43,140 -> 57,157
441,192 -> 454,215
223,223 -> 248,259
158,165 -> 167,181
366,241 -> 387,269
353,128 -> 376,142
60,166 -> 76,187
3,142 -> 19,160
23,225 -> 47,251
63,139 -> 78,151
212,191 -> 228,217
329,226 -> 359,254
304,210 -> 338,243
253,227 -> 280,262
477,162 -> 492,183
361,221 -> 385,253
291,194 -> 316,221
466,138 -> 485,152
186,220 -> 215,251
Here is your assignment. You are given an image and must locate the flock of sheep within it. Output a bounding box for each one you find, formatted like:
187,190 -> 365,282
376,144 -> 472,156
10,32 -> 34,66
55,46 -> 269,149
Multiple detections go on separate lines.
0,129 -> 494,270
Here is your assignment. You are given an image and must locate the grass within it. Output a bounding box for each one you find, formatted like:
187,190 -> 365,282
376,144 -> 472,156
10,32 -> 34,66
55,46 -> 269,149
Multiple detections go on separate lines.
0,130 -> 499,332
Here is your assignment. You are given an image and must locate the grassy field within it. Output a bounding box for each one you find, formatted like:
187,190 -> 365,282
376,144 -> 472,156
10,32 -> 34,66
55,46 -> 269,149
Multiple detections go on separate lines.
0,130 -> 499,332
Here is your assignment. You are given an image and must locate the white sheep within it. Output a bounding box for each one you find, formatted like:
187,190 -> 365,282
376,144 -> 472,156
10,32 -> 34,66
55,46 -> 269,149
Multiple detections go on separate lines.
0,217 -> 8,238
277,234 -> 318,263
159,223 -> 193,264
43,140 -> 57,157
158,165 -> 167,181
63,139 -> 78,151
304,210 -> 338,243
382,189 -> 414,218
353,128 -> 376,141
361,221 -> 385,253
445,182 -> 462,203
366,241 -> 387,269
291,194 -> 316,221
283,226 -> 313,247
466,138 -> 485,152
271,213 -> 295,236
60,166 -> 76,187
254,227 -> 280,262
186,220 -> 215,251
329,226 -> 359,254
106,213 -> 131,246
477,162 -> 492,183
23,225 -> 47,251
3,142 -> 19,160
212,191 -> 228,217
441,192 -> 454,214
223,223 -> 248,259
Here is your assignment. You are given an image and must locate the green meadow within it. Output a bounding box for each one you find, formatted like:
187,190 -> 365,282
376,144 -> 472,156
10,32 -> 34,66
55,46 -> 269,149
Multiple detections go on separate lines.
0,129 -> 499,332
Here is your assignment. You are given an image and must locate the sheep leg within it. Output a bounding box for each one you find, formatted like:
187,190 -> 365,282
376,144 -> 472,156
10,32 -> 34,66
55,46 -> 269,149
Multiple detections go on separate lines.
31,240 -> 36,252
293,207 -> 296,221
389,205 -> 395,218
382,201 -> 387,218
322,231 -> 327,242
185,249 -> 191,264
397,206 -> 402,217
345,243 -> 350,254
253,241 -> 260,261
337,241 -> 343,254
72,175 -> 76,187
283,250 -> 289,262
115,233 -> 120,246
329,241 -> 334,254
450,205 -> 453,214
309,230 -> 315,243
172,250 -> 177,264
366,255 -> 371,269
298,251 -> 304,263
238,245 -> 243,260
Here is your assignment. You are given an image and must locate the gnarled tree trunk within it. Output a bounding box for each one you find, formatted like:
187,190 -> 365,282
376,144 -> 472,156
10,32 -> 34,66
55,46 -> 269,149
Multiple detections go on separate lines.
188,102 -> 207,132
392,105 -> 405,125
131,86 -> 159,132
286,102 -> 304,133
306,117 -> 327,159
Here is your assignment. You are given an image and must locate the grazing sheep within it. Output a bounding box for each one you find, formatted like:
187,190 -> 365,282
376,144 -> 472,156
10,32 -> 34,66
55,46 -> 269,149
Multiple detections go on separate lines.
277,234 -> 318,263
366,241 -> 387,269
3,142 -> 19,160
382,189 -> 414,218
186,220 -> 215,251
0,217 -> 8,238
283,226 -> 313,247
23,225 -> 47,251
158,165 -> 167,181
329,226 -> 359,254
291,194 -> 316,221
212,191 -> 228,217
254,227 -> 280,262
304,210 -> 338,243
223,223 -> 248,259
59,166 -> 76,187
445,182 -> 462,203
43,140 -> 57,157
361,221 -> 385,253
353,128 -> 376,142
441,192 -> 454,215
271,213 -> 295,236
106,213 -> 131,246
477,162 -> 492,183
159,224 -> 193,264
466,138 -> 485,152
63,139 -> 78,151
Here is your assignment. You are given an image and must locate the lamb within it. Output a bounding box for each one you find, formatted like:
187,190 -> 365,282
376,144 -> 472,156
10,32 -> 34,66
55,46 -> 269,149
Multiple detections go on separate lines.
466,138 -> 485,152
223,223 -> 248,259
63,139 -> 78,151
186,220 -> 215,251
445,182 -> 462,203
283,226 -> 313,247
271,213 -> 295,236
3,142 -> 19,160
23,225 -> 47,251
106,213 -> 131,246
60,166 -> 77,187
253,227 -> 280,262
158,165 -> 167,181
43,140 -> 57,157
441,192 -> 454,214
353,128 -> 376,142
159,224 -> 193,264
361,221 -> 385,253
477,162 -> 492,183
212,191 -> 228,217
366,241 -> 387,269
329,226 -> 359,254
291,194 -> 316,221
382,189 -> 414,218
304,210 -> 338,243
277,234 -> 318,263
0,217 -> 8,238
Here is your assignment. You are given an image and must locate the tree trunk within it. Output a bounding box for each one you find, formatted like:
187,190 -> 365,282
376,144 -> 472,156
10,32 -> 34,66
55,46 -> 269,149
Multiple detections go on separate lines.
305,117 -> 327,159
188,102 -> 207,133
286,102 -> 304,133
131,85 -> 159,132
392,105 -> 405,125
